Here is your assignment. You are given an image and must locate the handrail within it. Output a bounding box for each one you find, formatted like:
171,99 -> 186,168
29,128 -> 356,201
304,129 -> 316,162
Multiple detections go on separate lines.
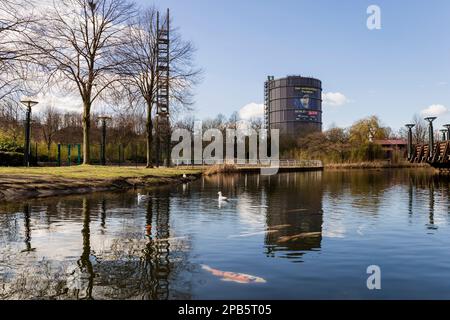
173,159 -> 324,168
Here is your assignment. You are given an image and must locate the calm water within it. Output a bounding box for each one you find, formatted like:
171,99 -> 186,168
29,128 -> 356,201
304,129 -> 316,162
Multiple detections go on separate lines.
1,169 -> 450,300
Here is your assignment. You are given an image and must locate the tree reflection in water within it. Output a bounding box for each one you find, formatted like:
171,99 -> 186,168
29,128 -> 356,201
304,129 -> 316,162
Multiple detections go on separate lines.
21,203 -> 35,253
0,192 -> 192,300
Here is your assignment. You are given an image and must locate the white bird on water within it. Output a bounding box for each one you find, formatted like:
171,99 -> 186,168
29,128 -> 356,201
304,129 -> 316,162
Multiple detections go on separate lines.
183,174 -> 187,178
137,193 -> 150,202
218,192 -> 228,201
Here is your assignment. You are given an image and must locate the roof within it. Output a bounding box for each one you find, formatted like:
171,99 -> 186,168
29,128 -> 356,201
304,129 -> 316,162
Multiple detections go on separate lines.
374,139 -> 407,145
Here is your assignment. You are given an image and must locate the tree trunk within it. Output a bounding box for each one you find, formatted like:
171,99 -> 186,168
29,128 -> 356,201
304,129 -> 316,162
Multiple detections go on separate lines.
82,102 -> 91,165
146,101 -> 153,168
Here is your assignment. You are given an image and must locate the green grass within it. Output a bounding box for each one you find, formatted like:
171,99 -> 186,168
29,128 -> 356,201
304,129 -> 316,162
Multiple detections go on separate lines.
0,165 -> 203,180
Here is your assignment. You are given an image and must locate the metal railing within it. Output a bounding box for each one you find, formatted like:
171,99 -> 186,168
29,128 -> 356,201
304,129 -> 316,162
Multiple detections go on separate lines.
173,159 -> 323,168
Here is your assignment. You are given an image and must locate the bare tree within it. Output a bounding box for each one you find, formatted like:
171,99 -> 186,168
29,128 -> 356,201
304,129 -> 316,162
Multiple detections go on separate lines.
0,0 -> 37,100
412,114 -> 427,144
24,0 -> 136,164
40,105 -> 61,157
114,7 -> 201,167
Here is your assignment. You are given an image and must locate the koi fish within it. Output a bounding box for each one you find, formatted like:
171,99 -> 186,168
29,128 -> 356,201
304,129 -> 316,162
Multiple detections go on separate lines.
201,265 -> 266,284
228,230 -> 279,238
277,232 -> 321,243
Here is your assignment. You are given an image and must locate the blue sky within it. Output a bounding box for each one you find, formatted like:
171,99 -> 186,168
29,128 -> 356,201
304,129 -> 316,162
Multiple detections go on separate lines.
142,0 -> 450,131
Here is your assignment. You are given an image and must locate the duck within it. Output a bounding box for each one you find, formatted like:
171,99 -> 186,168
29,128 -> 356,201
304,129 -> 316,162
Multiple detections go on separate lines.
218,191 -> 228,201
137,193 -> 150,202
183,174 -> 187,178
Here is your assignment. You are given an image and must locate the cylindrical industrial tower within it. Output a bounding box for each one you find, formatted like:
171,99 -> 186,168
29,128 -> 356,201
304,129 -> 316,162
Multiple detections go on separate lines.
264,75 -> 322,138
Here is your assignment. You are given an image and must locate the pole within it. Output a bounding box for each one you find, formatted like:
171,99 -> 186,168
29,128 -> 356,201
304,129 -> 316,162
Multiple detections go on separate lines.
101,119 -> 106,166
425,117 -> 437,160
57,144 -> 61,167
405,124 -> 415,161
444,124 -> 450,142
24,105 -> 31,167
77,144 -> 81,165
155,118 -> 160,168
68,144 -> 71,166
166,120 -> 171,167
35,142 -> 38,164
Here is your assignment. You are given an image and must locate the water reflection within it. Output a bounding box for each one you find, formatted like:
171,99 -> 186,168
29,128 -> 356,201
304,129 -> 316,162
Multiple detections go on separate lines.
263,172 -> 323,261
22,203 -> 35,253
0,191 -> 192,300
2,169 -> 450,299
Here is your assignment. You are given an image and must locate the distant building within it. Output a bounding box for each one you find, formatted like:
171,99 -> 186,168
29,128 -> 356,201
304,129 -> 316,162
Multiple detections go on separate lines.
374,139 -> 407,159
264,76 -> 322,139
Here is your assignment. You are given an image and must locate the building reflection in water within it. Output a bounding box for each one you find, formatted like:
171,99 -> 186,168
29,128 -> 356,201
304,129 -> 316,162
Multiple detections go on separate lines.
263,172 -> 323,261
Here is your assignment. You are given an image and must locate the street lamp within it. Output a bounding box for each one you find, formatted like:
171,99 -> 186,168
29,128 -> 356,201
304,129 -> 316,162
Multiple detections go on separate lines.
98,115 -> 111,166
439,129 -> 447,141
20,98 -> 38,167
425,117 -> 437,159
440,129 -> 447,141
444,124 -> 450,141
405,124 -> 415,161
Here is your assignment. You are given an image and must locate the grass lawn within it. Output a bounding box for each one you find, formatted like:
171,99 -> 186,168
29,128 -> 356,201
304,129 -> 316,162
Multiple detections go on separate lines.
0,165 -> 203,180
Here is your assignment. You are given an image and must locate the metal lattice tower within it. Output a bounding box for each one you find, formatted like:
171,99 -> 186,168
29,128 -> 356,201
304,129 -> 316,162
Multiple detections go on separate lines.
264,76 -> 274,130
156,9 -> 170,167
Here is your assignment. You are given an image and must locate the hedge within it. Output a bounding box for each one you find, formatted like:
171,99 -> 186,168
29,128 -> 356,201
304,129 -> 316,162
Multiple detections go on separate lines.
0,151 -> 24,166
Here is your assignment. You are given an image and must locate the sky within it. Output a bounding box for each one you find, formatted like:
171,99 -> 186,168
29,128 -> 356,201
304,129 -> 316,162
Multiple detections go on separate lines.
134,0 -> 450,132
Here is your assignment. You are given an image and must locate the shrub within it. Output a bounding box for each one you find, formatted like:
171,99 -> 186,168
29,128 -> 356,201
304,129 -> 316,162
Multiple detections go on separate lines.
0,137 -> 24,153
0,151 -> 24,166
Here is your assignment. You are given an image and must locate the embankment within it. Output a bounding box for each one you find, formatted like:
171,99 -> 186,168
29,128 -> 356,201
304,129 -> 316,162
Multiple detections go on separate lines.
0,166 -> 202,201
324,161 -> 430,170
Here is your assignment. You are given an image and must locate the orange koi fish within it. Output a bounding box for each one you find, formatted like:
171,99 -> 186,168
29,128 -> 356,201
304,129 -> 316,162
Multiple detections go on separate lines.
278,232 -> 321,243
201,265 -> 266,284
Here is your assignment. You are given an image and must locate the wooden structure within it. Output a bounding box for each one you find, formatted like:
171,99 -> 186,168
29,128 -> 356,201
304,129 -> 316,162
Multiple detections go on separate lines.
410,141 -> 450,169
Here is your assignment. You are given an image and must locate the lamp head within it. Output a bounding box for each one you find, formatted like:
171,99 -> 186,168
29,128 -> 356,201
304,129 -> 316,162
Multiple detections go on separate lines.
20,97 -> 39,108
443,124 -> 450,129
97,115 -> 112,121
424,117 -> 437,123
405,124 -> 415,129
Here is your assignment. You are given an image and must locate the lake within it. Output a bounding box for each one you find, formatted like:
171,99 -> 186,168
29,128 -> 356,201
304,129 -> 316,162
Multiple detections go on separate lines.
1,169 -> 450,300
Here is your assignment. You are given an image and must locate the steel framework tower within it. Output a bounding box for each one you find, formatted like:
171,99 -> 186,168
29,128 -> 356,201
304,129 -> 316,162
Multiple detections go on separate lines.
156,9 -> 170,167
264,76 -> 274,130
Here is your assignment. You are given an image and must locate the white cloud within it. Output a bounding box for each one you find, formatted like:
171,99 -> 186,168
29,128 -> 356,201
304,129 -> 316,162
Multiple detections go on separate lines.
421,104 -> 448,117
239,102 -> 264,120
34,92 -> 83,114
322,92 -> 349,107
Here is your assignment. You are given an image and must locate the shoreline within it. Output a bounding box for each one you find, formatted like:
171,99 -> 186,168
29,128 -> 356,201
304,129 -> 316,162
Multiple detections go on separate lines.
324,162 -> 430,170
0,166 -> 203,202
0,163 -> 434,202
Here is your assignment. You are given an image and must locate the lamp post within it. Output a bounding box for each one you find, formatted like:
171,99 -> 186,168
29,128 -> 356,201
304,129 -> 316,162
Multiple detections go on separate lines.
98,115 -> 111,166
440,129 -> 447,141
405,124 -> 415,161
20,98 -> 39,167
444,124 -> 450,141
425,117 -> 437,159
